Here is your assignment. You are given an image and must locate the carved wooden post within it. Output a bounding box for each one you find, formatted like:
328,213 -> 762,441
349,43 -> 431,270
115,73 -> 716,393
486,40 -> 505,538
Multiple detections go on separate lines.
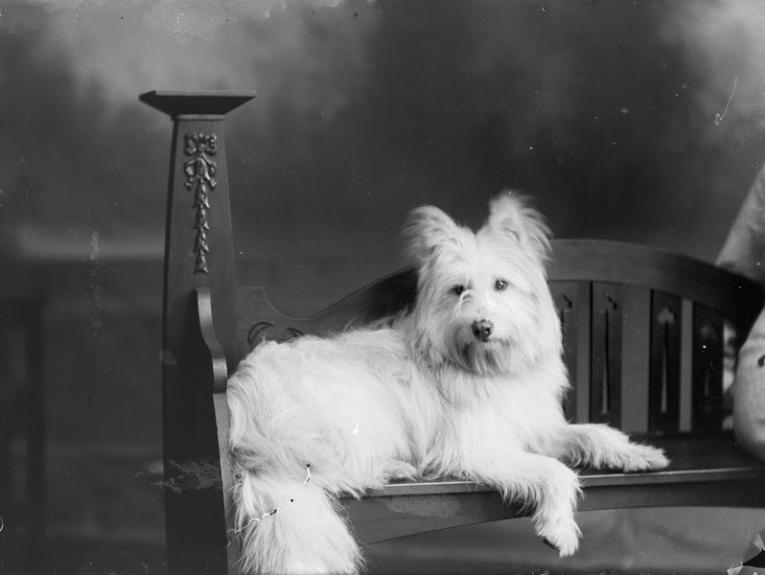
140,90 -> 255,574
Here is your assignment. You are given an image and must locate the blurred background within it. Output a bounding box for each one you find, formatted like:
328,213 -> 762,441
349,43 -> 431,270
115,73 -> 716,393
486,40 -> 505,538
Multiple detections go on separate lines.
3,0 -> 765,572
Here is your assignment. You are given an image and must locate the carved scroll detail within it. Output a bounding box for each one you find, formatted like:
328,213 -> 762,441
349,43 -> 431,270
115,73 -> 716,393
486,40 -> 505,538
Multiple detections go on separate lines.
555,293 -> 572,327
184,132 -> 218,274
248,322 -> 305,347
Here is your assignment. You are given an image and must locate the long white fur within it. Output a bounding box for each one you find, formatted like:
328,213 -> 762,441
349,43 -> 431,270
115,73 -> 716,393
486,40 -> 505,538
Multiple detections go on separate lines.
227,192 -> 669,574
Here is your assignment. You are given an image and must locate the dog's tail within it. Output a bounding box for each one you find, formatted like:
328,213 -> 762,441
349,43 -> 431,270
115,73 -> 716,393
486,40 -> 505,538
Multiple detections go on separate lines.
233,469 -> 363,575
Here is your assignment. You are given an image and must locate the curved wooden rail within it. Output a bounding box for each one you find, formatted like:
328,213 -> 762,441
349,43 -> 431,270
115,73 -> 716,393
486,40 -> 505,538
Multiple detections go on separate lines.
196,287 -> 229,394
548,240 -> 764,320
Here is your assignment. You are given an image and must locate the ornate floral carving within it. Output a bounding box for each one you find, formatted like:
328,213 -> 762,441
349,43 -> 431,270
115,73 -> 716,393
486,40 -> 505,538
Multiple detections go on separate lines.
184,132 -> 218,274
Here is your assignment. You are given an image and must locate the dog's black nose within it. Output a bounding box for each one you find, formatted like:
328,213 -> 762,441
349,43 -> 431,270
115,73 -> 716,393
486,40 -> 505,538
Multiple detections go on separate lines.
471,319 -> 493,342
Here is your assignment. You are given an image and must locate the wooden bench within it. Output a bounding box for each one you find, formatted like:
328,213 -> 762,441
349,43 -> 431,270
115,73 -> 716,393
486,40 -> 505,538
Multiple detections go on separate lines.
141,90 -> 765,574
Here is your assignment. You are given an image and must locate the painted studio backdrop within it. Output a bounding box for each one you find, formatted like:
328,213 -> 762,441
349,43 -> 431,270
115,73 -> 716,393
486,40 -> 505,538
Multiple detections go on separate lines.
2,0 -> 765,572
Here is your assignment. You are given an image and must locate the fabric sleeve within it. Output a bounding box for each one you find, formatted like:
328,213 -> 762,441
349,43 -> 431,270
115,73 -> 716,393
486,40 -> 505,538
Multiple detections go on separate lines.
718,164 -> 765,458
733,305 -> 765,459
717,163 -> 765,284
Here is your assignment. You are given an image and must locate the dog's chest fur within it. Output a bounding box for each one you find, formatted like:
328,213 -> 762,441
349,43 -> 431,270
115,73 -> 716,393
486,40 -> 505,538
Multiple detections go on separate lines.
422,362 -> 568,470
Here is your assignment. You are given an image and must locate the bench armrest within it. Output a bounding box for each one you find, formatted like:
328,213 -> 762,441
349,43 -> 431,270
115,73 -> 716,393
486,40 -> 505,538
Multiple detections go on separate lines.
195,286 -> 229,393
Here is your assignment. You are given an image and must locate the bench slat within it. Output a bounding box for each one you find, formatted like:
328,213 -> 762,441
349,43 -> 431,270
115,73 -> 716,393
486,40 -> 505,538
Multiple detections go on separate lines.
649,291 -> 682,433
692,304 -> 725,430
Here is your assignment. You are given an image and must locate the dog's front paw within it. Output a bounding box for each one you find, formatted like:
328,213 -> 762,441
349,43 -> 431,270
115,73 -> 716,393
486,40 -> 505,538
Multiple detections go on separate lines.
534,462 -> 582,557
540,517 -> 581,557
619,443 -> 670,472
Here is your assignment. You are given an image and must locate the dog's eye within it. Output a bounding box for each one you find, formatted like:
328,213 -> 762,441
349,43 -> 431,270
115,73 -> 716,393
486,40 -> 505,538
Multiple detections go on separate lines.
451,284 -> 467,296
494,278 -> 509,291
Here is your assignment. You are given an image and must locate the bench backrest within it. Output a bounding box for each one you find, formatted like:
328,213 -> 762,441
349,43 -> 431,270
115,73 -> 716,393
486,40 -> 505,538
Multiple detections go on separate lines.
233,240 -> 764,435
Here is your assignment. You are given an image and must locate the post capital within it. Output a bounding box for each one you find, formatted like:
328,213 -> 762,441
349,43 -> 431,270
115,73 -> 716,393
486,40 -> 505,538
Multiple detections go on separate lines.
140,90 -> 256,119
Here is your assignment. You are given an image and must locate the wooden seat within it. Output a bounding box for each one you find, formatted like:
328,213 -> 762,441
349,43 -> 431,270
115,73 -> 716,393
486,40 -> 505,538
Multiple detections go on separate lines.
142,90 -> 765,574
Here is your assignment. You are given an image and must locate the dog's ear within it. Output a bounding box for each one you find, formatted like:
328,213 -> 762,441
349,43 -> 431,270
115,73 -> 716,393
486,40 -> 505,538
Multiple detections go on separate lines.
486,192 -> 552,260
404,205 -> 462,265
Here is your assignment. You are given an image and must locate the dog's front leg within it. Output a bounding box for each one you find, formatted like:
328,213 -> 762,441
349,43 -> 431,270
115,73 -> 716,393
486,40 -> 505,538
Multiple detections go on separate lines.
465,451 -> 582,556
548,423 -> 669,472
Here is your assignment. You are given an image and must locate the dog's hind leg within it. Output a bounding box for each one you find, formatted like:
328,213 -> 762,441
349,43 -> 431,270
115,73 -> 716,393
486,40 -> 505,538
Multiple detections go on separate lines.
234,471 -> 363,574
548,423 -> 669,472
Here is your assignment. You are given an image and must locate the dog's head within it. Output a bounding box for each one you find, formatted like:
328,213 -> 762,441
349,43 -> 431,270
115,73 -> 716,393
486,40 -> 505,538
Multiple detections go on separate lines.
405,192 -> 561,377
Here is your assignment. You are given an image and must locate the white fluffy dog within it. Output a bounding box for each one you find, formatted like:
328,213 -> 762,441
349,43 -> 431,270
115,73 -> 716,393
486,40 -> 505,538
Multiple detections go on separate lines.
228,193 -> 669,574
